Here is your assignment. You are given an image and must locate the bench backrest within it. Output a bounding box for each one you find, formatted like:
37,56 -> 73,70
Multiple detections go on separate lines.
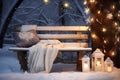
21,25 -> 90,48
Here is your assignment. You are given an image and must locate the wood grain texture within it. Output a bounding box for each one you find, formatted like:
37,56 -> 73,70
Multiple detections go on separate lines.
37,26 -> 89,32
38,34 -> 88,40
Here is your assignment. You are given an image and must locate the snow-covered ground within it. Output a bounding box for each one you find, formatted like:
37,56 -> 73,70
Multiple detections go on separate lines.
0,44 -> 120,80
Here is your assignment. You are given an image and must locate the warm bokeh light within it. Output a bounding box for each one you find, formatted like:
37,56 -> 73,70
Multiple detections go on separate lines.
104,40 -> 107,44
111,4 -> 115,10
97,10 -> 101,14
43,0 -> 49,4
104,49 -> 106,53
85,7 -> 90,14
114,22 -> 118,26
90,0 -> 95,3
117,37 -> 119,42
92,33 -> 97,39
63,1 -> 70,9
84,0 -> 87,5
102,28 -> 107,32
90,17 -> 94,22
111,51 -> 115,56
106,13 -> 113,19
118,11 -> 120,17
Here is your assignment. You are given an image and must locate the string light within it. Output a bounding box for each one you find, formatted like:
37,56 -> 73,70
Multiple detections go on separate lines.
88,28 -> 91,31
63,1 -> 70,9
111,4 -> 115,10
118,13 -> 120,17
104,49 -> 106,53
106,13 -> 113,19
118,11 -> 120,17
114,22 -> 118,26
97,10 -> 101,14
117,37 -> 119,42
84,0 -> 87,5
90,0 -> 95,3
92,33 -> 97,39
111,51 -> 115,56
104,40 -> 107,44
102,28 -> 107,32
43,0 -> 49,4
84,7 -> 90,14
90,17 -> 94,22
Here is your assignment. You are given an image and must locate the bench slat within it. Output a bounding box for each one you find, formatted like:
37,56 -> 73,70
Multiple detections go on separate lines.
38,34 -> 88,40
59,47 -> 92,51
37,26 -> 89,32
9,43 -> 89,51
63,43 -> 88,47
9,47 -> 92,51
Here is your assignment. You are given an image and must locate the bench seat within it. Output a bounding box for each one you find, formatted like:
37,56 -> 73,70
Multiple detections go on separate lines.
9,43 -> 92,51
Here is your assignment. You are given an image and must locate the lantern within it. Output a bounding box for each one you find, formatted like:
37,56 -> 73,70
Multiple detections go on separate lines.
82,55 -> 90,72
104,57 -> 113,72
92,49 -> 104,71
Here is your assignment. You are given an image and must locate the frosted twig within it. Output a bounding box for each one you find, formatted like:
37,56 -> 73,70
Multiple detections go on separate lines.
73,0 -> 87,19
68,15 -> 77,23
12,17 -> 23,23
41,13 -> 50,23
31,19 -> 47,25
65,13 -> 84,18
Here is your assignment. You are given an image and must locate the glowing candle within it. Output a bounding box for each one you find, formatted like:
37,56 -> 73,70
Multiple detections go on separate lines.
97,60 -> 101,71
84,62 -> 89,72
82,55 -> 90,72
105,57 -> 113,73
107,66 -> 112,72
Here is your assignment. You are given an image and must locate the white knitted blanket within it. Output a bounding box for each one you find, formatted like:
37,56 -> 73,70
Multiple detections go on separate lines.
28,40 -> 63,73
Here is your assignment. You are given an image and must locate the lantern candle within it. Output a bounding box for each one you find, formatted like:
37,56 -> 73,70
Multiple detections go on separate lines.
107,65 -> 112,72
97,59 -> 102,71
84,62 -> 89,71
82,55 -> 90,72
92,49 -> 104,71
104,57 -> 113,72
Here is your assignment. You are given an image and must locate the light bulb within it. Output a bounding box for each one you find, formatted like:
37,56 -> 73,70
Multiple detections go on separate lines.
92,33 -> 97,39
97,10 -> 101,14
111,5 -> 115,10
90,0 -> 95,3
85,7 -> 90,14
63,1 -> 70,9
117,37 -> 119,42
104,49 -> 106,53
43,0 -> 49,4
106,13 -> 113,19
90,17 -> 94,22
104,40 -> 107,44
111,51 -> 115,56
114,22 -> 118,26
84,0 -> 87,5
102,28 -> 107,32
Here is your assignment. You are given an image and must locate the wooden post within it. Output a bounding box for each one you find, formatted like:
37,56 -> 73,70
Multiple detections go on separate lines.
17,51 -> 28,71
76,31 -> 83,71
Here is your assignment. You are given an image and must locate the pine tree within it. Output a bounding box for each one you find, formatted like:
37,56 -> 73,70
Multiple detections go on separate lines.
85,0 -> 120,67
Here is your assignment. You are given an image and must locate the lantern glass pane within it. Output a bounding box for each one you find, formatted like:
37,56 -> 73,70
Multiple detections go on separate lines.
96,58 -> 102,71
107,64 -> 112,72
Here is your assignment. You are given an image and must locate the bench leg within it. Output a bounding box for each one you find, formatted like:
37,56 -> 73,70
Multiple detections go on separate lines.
17,51 -> 28,71
77,51 -> 85,71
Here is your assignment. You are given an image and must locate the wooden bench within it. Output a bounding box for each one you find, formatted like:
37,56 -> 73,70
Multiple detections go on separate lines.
9,25 -> 92,71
